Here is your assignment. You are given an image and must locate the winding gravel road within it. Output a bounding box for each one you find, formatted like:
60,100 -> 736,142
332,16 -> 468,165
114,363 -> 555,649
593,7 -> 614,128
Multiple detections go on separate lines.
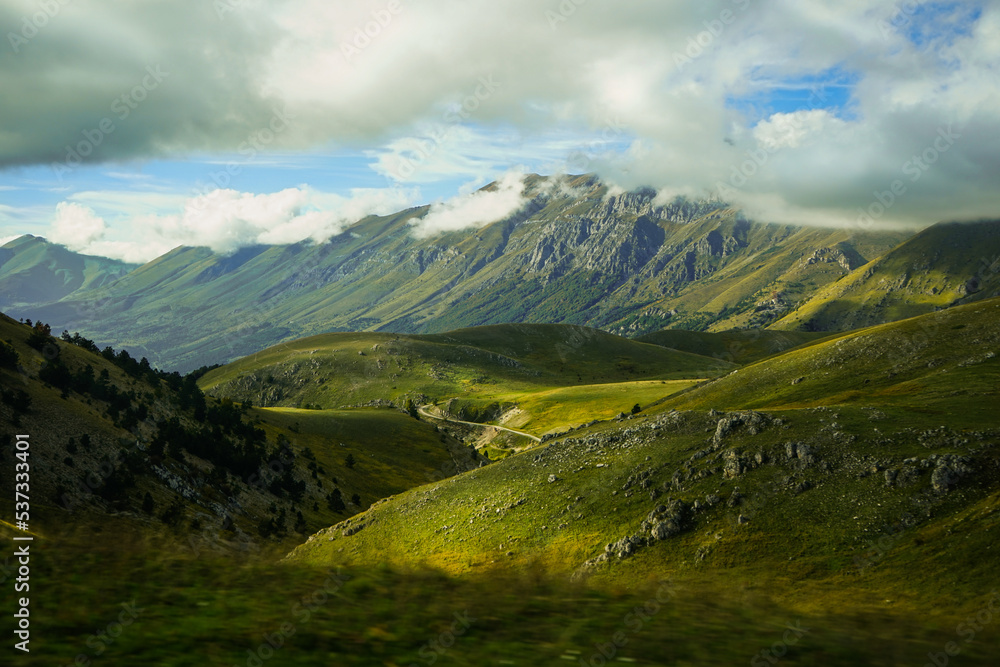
417,405 -> 541,443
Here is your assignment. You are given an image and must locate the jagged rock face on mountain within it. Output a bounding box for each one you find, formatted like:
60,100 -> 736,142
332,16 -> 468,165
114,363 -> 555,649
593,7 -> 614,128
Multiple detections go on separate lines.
9,174 -> 914,370
522,214 -> 667,277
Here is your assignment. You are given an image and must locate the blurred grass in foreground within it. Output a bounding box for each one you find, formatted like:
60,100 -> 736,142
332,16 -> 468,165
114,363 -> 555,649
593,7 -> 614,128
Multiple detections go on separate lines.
7,528 -> 1000,666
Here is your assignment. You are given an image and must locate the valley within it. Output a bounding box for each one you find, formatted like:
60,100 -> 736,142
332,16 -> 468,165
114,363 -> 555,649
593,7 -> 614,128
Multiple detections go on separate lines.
3,176 -> 1000,667
2,295 -> 999,664
5,4 -> 999,663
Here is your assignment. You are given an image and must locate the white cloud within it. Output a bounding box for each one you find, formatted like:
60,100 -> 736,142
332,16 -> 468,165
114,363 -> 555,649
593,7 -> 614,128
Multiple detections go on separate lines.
47,186 -> 421,262
49,202 -> 108,251
409,170 -> 528,239
752,109 -> 840,151
3,1 -> 998,229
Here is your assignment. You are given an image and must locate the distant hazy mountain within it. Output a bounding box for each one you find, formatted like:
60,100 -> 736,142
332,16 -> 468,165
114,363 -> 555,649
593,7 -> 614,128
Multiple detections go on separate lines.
11,175 -> 920,371
0,234 -> 136,309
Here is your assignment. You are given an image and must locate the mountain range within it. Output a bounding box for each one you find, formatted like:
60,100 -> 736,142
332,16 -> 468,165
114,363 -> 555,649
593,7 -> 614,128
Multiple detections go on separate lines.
3,196 -> 1000,661
9,175 -> 993,372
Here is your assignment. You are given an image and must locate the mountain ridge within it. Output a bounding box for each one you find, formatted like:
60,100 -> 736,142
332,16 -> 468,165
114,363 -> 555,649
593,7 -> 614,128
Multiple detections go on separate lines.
6,175 -> 917,371
0,234 -> 137,307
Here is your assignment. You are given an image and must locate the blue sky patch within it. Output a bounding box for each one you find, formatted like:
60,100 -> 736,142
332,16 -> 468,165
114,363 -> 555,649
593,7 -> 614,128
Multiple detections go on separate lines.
726,67 -> 860,124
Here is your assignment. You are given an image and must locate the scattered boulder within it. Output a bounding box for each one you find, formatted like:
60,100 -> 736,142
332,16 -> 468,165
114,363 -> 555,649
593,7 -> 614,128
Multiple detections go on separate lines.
713,411 -> 771,445
646,499 -> 690,542
605,534 -> 647,558
723,449 -> 749,478
931,455 -> 974,493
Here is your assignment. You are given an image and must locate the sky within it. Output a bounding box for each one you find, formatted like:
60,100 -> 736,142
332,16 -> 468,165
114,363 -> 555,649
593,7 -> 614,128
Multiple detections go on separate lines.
0,0 -> 997,262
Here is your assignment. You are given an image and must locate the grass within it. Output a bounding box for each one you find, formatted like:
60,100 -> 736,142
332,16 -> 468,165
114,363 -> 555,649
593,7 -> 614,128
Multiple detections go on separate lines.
6,299 -> 1000,664
636,328 -> 829,365
251,406 -> 481,512
0,312 -> 479,557
773,220 -> 1000,332
278,301 -> 1000,662
287,402 -> 1000,588
198,324 -> 733,440
664,298 -> 1000,414
451,379 -> 700,435
8,526 -> 1000,666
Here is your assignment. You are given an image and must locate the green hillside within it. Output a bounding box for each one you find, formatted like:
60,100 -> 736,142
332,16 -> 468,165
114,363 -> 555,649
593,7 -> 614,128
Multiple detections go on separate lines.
0,311 -> 480,556
19,529 -> 1000,666
286,301 -> 1000,617
200,324 -> 735,444
0,234 -> 135,307
637,328 -> 829,364
666,298 -> 1000,413
6,305 -> 1000,664
199,323 -> 733,407
773,220 -> 1000,331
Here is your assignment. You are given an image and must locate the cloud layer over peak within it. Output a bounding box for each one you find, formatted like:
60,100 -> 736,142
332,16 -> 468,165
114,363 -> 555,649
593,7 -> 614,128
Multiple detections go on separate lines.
2,0 -> 998,239
47,186 -> 418,262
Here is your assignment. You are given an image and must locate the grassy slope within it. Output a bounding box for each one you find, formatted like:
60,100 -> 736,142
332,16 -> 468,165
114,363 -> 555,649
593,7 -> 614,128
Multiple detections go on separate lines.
772,220 -> 1000,331
286,301 -> 1000,615
199,324 -> 734,424
6,305 -> 1000,663
252,406 -> 481,502
0,235 -> 135,307
17,529 -> 1000,665
483,378 -> 700,434
619,223 -> 909,333
666,297 -> 1000,414
0,312 -> 476,555
636,328 -> 829,364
